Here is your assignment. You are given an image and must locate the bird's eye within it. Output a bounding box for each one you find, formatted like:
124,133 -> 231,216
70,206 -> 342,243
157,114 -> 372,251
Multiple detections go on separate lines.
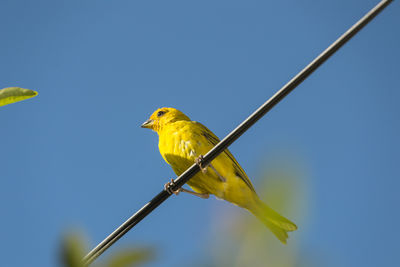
157,110 -> 165,117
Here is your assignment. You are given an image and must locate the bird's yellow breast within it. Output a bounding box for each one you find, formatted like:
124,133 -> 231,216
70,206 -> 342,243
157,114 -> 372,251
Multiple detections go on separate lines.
157,121 -> 257,206
158,121 -> 206,175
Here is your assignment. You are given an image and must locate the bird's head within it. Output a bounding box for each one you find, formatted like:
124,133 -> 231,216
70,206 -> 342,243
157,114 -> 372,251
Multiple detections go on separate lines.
141,107 -> 190,132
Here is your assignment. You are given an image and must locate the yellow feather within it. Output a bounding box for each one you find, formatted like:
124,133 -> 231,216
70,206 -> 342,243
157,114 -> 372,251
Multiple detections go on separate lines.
142,107 -> 297,243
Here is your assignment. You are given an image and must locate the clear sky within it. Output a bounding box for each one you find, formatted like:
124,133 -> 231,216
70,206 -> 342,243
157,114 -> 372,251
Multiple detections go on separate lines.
1,0 -> 399,266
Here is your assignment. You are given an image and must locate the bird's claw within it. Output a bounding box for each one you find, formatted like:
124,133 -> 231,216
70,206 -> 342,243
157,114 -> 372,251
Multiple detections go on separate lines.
164,179 -> 181,195
195,155 -> 208,173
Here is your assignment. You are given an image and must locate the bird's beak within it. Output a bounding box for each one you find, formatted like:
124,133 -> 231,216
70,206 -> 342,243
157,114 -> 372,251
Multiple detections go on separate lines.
141,119 -> 154,129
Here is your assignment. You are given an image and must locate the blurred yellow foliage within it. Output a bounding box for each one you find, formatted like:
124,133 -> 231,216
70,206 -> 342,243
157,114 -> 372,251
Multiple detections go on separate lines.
206,157 -> 311,267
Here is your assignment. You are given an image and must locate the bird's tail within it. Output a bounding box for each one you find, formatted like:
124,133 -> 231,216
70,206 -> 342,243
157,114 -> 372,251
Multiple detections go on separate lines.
249,199 -> 297,244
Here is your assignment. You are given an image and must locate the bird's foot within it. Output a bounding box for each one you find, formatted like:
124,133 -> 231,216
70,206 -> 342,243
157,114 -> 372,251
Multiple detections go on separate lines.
180,188 -> 210,199
195,155 -> 208,173
164,179 -> 181,195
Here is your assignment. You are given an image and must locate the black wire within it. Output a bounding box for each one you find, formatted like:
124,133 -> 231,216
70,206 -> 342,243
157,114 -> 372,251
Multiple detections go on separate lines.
82,0 -> 393,265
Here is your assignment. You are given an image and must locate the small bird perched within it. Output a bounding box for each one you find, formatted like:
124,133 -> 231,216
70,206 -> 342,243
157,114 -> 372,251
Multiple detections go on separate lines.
141,107 -> 297,243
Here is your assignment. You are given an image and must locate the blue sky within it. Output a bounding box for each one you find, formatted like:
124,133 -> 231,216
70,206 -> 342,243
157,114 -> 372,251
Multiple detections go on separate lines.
1,0 -> 399,266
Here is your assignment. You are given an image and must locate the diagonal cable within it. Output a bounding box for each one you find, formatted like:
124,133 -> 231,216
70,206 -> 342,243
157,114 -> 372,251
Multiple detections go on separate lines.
83,0 -> 393,265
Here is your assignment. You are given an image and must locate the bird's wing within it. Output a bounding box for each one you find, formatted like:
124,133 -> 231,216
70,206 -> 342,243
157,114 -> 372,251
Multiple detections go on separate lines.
195,122 -> 256,192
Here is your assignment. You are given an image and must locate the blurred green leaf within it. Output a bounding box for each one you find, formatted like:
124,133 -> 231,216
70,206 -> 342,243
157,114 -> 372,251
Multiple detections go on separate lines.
60,230 -> 154,267
61,233 -> 87,267
105,247 -> 154,267
0,87 -> 38,107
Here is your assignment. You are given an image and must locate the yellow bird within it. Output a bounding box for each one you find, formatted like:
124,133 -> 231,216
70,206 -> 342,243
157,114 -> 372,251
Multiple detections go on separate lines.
141,107 -> 297,243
